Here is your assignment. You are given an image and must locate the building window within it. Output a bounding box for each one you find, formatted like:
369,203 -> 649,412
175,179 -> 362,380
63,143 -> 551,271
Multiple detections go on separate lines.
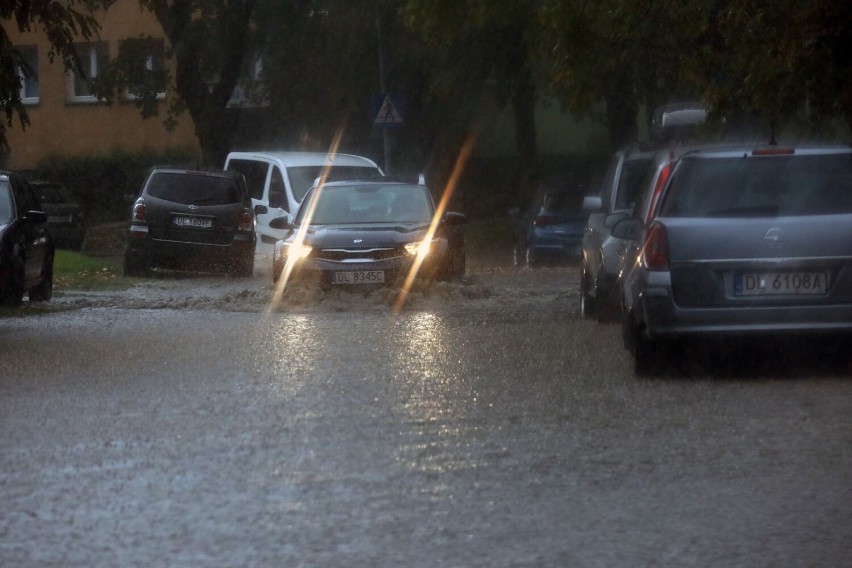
17,45 -> 39,104
69,41 -> 109,102
120,38 -> 166,101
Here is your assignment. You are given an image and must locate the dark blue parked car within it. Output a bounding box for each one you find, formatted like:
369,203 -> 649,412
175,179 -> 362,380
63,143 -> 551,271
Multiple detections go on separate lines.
511,188 -> 586,267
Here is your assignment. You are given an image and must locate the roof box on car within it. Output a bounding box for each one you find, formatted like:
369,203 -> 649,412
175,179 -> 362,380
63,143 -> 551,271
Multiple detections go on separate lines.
651,102 -> 708,143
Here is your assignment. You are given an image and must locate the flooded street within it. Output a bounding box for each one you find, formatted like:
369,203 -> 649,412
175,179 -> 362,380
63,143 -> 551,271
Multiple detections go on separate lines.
2,263 -> 851,567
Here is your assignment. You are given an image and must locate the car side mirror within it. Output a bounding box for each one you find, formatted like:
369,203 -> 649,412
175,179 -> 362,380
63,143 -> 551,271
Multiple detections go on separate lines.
268,216 -> 291,230
444,211 -> 467,226
582,195 -> 602,213
25,210 -> 48,224
611,218 -> 642,240
604,211 -> 629,229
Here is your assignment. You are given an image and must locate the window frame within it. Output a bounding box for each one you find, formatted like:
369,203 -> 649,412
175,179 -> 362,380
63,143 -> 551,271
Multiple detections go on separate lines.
120,37 -> 167,102
67,41 -> 110,103
16,45 -> 40,105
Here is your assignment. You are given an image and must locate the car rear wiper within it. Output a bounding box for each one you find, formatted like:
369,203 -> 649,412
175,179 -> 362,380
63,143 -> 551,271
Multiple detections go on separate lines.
705,206 -> 779,217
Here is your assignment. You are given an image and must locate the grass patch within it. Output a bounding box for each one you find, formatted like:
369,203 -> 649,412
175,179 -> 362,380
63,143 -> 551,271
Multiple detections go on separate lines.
54,250 -> 128,291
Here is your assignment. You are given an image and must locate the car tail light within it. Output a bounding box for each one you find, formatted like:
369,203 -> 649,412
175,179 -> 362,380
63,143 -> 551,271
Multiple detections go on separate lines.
238,208 -> 254,232
641,222 -> 669,271
646,162 -> 672,223
133,202 -> 146,222
533,215 -> 560,227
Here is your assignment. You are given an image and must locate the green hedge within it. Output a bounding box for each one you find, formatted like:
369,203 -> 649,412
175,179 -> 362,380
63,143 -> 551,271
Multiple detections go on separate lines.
33,148 -> 199,223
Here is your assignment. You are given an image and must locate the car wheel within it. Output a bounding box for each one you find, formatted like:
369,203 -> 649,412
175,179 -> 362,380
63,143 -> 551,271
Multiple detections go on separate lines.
580,262 -> 596,318
123,253 -> 148,277
230,254 -> 254,278
633,333 -> 659,377
0,255 -> 25,306
28,261 -> 53,302
595,272 -> 619,324
442,248 -> 465,282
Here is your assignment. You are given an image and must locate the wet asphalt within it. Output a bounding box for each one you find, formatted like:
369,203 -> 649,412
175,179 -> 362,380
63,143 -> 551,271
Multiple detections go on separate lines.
1,263 -> 851,567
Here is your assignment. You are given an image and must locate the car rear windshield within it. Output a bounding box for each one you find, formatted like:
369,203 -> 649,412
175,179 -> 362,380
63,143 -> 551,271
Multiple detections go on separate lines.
288,166 -> 380,203
146,172 -> 243,205
659,153 -> 852,217
33,183 -> 71,204
539,191 -> 586,217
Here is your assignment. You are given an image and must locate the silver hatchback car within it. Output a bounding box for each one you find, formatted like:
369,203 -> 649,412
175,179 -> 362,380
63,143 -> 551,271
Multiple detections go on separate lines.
617,144 -> 852,375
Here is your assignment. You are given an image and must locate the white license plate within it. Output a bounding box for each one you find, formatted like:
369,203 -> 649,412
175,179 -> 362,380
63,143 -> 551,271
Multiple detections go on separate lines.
173,215 -> 212,229
734,271 -> 828,296
333,270 -> 385,284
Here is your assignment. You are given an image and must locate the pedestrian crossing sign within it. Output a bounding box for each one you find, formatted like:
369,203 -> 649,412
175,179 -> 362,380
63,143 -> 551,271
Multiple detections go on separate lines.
373,94 -> 403,126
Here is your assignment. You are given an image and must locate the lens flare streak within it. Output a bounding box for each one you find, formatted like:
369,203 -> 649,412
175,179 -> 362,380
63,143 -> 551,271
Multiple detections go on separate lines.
393,134 -> 476,315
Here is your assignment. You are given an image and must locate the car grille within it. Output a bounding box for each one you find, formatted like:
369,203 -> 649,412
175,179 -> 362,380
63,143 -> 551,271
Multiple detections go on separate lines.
314,247 -> 402,262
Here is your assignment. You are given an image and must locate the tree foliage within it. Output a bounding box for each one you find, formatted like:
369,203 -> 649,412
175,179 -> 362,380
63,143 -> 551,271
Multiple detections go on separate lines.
0,0 -> 100,149
4,0 -> 852,173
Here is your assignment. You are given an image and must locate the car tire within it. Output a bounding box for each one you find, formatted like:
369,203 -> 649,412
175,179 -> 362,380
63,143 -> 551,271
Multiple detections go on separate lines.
623,311 -> 656,377
230,254 -> 254,278
595,273 -> 619,324
28,261 -> 53,302
123,253 -> 148,278
633,334 -> 660,377
0,252 -> 26,306
580,262 -> 596,318
439,248 -> 466,282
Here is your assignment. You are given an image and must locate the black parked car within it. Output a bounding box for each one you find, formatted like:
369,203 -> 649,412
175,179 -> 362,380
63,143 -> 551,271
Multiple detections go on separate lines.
0,172 -> 54,305
124,168 -> 256,277
271,180 -> 466,286
30,180 -> 86,250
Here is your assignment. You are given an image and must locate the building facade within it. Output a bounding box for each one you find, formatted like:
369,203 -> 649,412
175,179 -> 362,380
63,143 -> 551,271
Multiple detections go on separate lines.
2,0 -> 201,171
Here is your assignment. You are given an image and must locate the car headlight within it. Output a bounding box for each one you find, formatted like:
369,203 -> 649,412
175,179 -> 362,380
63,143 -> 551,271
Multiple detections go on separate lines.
404,239 -> 437,258
283,241 -> 313,259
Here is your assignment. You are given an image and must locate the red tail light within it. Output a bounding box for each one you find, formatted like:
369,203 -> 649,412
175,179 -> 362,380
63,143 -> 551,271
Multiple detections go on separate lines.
646,162 -> 671,223
641,222 -> 669,271
534,215 -> 560,227
133,202 -> 146,222
238,209 -> 254,232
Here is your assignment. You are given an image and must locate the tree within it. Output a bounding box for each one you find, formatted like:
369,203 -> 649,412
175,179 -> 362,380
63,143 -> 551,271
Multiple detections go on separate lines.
696,0 -> 852,139
0,0 -> 100,151
539,0 -> 713,150
94,0 -> 258,165
403,0 -> 541,176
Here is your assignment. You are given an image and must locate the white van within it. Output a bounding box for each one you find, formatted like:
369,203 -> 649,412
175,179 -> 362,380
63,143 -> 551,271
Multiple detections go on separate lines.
224,151 -> 382,257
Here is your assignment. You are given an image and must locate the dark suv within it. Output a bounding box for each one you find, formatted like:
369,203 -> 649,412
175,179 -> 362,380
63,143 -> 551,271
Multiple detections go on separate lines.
124,168 -> 256,277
